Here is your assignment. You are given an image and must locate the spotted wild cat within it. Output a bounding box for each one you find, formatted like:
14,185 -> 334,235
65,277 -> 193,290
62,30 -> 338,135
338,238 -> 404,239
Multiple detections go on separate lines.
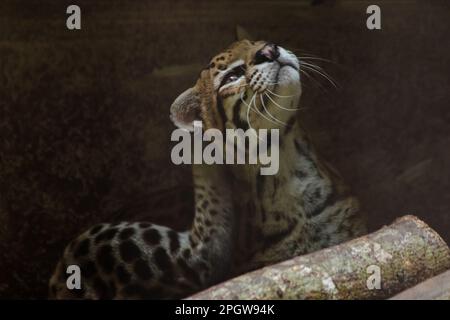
49,39 -> 366,299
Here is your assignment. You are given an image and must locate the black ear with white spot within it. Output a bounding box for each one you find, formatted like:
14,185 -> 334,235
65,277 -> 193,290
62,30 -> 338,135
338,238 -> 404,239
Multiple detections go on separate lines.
170,87 -> 201,131
235,25 -> 253,41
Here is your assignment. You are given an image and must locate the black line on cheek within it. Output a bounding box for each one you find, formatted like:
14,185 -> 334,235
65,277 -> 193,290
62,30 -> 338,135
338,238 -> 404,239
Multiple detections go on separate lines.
232,93 -> 249,131
216,96 -> 227,127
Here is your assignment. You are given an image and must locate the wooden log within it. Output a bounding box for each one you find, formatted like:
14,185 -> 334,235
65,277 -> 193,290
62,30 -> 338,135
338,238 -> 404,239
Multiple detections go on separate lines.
389,270 -> 450,300
187,215 -> 450,300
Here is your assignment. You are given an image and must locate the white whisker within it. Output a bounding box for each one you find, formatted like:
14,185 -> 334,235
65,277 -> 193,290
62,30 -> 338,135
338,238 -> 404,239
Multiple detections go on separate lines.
300,68 -> 327,91
297,56 -> 334,64
265,91 -> 302,111
243,91 -> 286,128
241,92 -> 262,140
246,94 -> 258,132
301,64 -> 338,88
265,88 -> 294,98
259,94 -> 287,125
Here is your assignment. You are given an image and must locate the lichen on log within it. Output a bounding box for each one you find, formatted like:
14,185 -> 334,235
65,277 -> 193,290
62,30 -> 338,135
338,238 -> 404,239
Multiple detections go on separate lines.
188,215 -> 450,300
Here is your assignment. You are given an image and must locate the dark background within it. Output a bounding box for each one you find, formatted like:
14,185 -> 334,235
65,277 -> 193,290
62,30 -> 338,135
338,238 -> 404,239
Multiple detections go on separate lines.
0,0 -> 449,298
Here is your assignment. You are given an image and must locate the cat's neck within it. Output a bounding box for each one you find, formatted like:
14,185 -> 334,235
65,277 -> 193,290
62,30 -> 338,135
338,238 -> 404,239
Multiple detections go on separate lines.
188,164 -> 236,283
228,117 -> 318,183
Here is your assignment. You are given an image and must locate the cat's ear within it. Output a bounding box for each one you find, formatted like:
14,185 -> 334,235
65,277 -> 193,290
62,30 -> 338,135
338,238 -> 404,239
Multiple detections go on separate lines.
235,25 -> 253,41
170,87 -> 201,131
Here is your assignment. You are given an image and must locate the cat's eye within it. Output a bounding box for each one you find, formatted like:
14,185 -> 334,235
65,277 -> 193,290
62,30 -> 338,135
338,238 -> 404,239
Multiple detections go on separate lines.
220,65 -> 246,87
225,74 -> 239,84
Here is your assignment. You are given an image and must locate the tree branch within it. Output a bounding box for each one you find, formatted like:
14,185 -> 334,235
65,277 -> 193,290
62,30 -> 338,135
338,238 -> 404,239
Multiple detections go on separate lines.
187,215 -> 450,300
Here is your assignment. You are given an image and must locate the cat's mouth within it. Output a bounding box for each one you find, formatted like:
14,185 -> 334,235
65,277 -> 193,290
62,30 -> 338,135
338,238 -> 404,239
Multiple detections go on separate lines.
247,46 -> 300,95
278,61 -> 299,71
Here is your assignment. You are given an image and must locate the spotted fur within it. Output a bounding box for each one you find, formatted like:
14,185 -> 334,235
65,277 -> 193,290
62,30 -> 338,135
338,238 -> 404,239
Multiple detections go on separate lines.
49,164 -> 234,299
49,40 -> 366,299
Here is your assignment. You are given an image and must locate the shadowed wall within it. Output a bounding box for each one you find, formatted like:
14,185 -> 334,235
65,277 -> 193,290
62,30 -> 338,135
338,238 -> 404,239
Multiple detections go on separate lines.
0,0 -> 449,298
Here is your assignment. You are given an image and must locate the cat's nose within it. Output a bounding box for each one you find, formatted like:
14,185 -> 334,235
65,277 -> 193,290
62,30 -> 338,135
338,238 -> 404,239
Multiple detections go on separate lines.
254,43 -> 280,64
